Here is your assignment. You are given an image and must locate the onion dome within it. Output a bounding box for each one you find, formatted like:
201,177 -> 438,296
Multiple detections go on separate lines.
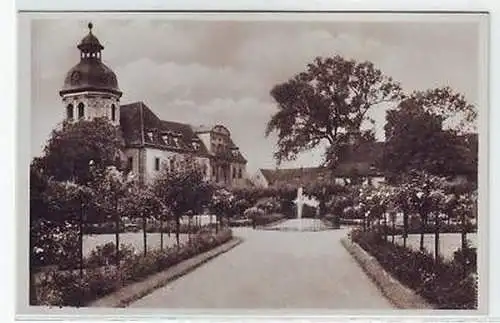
60,22 -> 122,97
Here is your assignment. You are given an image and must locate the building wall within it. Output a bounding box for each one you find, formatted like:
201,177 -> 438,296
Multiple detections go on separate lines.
197,133 -> 211,153
62,91 -> 121,126
140,147 -> 212,184
251,170 -> 269,188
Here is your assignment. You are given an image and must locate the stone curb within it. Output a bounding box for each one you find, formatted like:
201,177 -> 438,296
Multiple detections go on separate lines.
341,238 -> 435,310
88,237 -> 244,308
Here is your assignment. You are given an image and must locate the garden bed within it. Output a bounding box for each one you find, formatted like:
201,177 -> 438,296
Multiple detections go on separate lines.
349,229 -> 477,309
34,228 -> 234,307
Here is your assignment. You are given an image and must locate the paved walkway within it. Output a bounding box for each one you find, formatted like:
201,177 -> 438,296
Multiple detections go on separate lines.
129,223 -> 393,309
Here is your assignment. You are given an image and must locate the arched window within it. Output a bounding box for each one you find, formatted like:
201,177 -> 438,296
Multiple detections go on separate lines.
77,102 -> 85,119
111,104 -> 116,121
66,104 -> 74,120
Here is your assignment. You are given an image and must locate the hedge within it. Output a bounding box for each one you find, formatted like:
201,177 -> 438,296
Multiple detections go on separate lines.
350,229 -> 477,309
34,228 -> 233,307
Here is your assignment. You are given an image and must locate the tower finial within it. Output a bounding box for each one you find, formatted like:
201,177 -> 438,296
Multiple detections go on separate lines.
88,22 -> 93,32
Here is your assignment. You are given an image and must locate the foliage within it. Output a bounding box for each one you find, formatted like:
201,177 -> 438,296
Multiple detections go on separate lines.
35,228 -> 233,307
243,207 -> 265,220
38,118 -> 124,185
408,86 -> 477,133
31,220 -> 80,269
254,197 -> 281,214
266,55 -> 403,166
84,243 -> 136,269
88,165 -> 137,223
31,180 -> 92,269
382,99 -> 474,179
350,229 -> 477,309
152,155 -> 214,245
210,187 -> 235,218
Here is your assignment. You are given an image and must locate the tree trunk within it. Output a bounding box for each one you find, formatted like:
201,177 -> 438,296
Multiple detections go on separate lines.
434,213 -> 440,262
115,201 -> 120,270
143,214 -> 147,256
79,205 -> 84,279
188,216 -> 192,243
391,214 -> 395,244
176,215 -> 181,247
461,211 -> 467,251
419,214 -> 426,252
160,217 -> 164,251
403,212 -> 408,249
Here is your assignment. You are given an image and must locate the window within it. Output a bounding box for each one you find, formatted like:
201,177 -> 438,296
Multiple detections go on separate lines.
212,167 -> 216,177
127,157 -> 133,172
66,104 -> 74,120
77,102 -> 85,119
162,135 -> 169,145
170,159 -> 175,171
203,164 -> 208,176
238,168 -> 242,179
232,167 -> 236,179
111,104 -> 116,121
154,157 -> 160,171
147,132 -> 154,142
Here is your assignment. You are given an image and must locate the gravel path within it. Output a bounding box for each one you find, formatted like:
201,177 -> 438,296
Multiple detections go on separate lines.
129,223 -> 393,309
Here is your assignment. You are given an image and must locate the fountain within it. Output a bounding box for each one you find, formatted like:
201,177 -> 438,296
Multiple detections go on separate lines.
295,186 -> 305,231
263,186 -> 330,232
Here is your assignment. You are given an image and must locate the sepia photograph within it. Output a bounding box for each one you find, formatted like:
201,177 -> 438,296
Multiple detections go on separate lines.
20,11 -> 488,316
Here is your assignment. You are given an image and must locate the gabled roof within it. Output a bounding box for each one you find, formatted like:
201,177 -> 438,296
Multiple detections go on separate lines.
120,101 -> 210,155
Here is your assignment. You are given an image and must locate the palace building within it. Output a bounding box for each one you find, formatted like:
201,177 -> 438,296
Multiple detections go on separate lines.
60,23 -> 248,187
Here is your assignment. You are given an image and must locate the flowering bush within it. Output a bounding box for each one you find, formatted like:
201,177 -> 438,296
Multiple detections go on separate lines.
31,220 -> 80,269
84,243 -> 136,269
254,197 -> 281,214
243,206 -> 265,219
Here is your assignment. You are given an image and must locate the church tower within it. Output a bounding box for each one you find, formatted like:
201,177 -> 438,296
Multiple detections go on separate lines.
59,22 -> 122,126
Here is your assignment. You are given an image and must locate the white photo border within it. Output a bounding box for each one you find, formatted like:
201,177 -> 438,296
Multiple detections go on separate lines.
5,0 -> 499,322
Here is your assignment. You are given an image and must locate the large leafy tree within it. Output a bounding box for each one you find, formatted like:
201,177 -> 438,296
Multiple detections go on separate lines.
266,55 -> 403,166
152,155 -> 213,246
38,118 -> 124,185
382,94 -> 477,181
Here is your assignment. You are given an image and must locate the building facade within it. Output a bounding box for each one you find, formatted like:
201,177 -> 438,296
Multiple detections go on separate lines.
60,23 -> 248,187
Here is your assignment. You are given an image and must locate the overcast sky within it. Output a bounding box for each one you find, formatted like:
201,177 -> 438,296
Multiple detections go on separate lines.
30,16 -> 482,174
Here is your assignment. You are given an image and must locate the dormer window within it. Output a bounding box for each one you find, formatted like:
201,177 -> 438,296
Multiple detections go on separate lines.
147,132 -> 154,142
173,137 -> 179,146
192,142 -> 200,150
161,135 -> 169,145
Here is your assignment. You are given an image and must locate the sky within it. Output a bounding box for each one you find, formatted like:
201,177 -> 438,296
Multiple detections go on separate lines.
30,15 -> 482,174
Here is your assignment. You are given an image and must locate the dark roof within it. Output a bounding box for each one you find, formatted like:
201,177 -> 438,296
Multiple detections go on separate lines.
259,141 -> 385,187
120,102 -> 210,155
260,163 -> 383,187
60,59 -> 120,96
119,102 -> 247,164
60,23 -> 120,96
